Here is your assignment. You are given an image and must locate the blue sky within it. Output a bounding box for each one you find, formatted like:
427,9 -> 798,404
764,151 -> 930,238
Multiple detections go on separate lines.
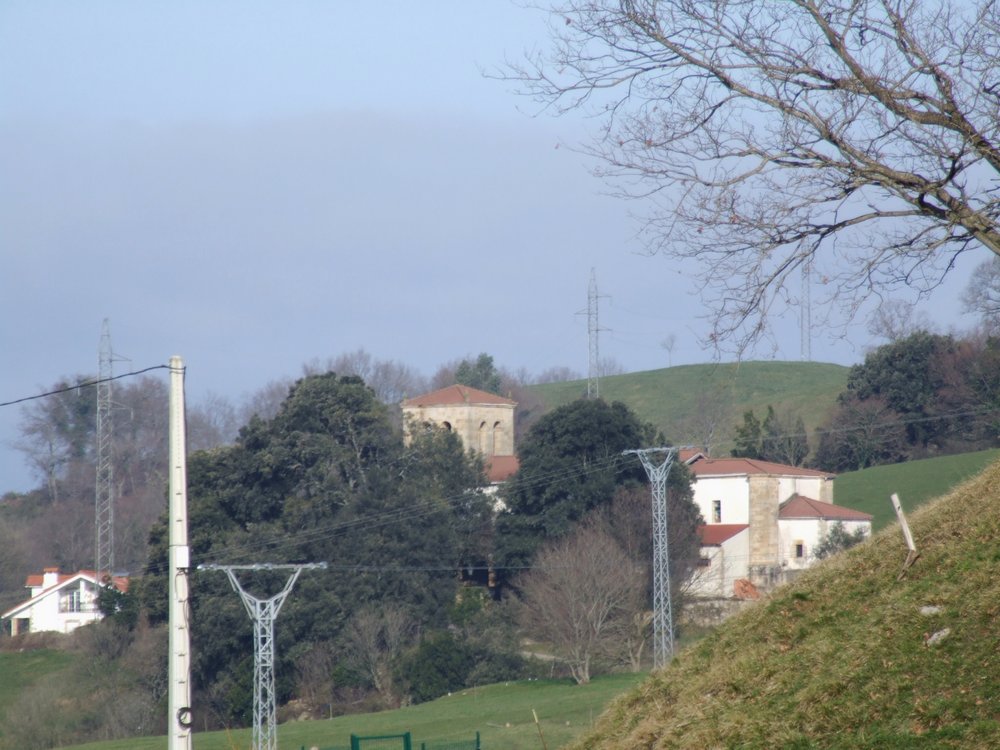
0,1 -> 980,493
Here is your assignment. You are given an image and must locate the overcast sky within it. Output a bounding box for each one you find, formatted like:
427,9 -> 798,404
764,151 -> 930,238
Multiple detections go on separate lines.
0,1 -> 982,493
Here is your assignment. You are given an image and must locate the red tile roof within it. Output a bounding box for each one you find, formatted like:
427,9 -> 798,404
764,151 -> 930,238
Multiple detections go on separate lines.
679,448 -> 706,464
485,455 -> 519,483
24,569 -> 129,594
402,384 -> 516,408
697,524 -> 749,545
778,494 -> 873,521
687,455 -> 835,479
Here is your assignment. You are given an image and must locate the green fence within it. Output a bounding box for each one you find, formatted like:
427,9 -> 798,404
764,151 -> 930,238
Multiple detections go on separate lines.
303,731 -> 479,750
419,733 -> 481,750
351,733 -> 412,750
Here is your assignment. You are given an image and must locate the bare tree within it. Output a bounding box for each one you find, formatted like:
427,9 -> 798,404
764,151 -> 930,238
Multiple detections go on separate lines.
310,349 -> 428,403
509,1 -> 1000,351
534,365 -> 583,384
962,256 -> 1000,334
661,333 -> 677,367
678,385 -> 735,456
238,378 -> 293,424
341,603 -> 414,706
866,299 -> 932,343
516,520 -> 644,684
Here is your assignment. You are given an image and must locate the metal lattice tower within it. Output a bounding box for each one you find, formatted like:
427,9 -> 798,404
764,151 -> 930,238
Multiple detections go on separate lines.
587,269 -> 601,399
801,261 -> 812,362
623,447 -> 678,669
200,563 -> 326,750
95,319 -> 114,582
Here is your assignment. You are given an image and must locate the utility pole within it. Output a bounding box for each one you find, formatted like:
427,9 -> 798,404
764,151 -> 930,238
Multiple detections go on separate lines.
168,356 -> 193,750
95,319 -> 114,582
199,563 -> 327,750
623,447 -> 679,668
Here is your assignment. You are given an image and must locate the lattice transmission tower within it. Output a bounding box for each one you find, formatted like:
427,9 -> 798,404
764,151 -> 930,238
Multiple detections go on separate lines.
95,319 -> 115,582
623,446 -> 679,669
586,269 -> 604,399
801,261 -> 812,362
200,563 -> 326,750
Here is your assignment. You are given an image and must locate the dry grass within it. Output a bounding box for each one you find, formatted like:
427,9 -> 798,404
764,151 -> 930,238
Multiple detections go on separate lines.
570,458 -> 1000,749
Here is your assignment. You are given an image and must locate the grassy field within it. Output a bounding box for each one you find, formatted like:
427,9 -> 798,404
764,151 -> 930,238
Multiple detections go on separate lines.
52,673 -> 644,750
0,649 -> 76,747
835,448 -> 1000,530
528,361 -> 849,450
567,457 -> 1000,749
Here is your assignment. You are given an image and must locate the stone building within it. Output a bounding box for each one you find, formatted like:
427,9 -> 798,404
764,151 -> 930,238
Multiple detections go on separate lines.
401,384 -> 518,483
684,453 -> 871,603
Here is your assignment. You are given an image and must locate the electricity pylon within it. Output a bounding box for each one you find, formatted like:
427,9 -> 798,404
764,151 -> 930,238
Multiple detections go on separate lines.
95,319 -> 114,582
623,447 -> 678,668
587,269 -> 601,399
199,563 -> 326,750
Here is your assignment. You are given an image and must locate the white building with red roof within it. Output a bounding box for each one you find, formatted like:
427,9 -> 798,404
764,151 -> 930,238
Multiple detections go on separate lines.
1,567 -> 129,636
402,384 -> 519,483
683,453 -> 871,599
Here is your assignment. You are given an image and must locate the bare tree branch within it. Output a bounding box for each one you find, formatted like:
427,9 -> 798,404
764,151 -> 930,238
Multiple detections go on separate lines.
502,0 -> 1000,351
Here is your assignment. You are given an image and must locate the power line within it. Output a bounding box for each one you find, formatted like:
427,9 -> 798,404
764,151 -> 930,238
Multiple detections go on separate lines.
0,364 -> 171,408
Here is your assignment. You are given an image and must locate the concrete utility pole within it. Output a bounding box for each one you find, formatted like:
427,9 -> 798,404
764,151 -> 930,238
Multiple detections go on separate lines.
168,356 -> 193,750
623,447 -> 679,669
200,563 -> 327,750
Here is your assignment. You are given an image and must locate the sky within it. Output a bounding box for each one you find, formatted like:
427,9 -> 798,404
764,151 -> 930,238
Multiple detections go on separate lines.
0,1 -> 984,494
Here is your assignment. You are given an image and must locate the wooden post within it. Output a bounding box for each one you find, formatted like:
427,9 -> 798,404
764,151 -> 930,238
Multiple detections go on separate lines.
891,493 -> 919,579
532,709 -> 549,750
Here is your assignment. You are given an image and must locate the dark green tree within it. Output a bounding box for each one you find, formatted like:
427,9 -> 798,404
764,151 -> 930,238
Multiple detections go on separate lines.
761,408 -> 809,467
454,353 -> 503,395
731,409 -> 763,460
494,399 -> 693,583
732,406 -> 808,466
844,331 -> 954,449
140,372 -> 490,724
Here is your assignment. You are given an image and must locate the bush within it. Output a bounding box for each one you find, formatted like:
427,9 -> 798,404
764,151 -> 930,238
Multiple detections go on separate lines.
396,631 -> 476,703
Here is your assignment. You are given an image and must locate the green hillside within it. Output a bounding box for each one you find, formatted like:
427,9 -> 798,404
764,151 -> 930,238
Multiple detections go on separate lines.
568,457 -> 1000,749
835,448 -> 1000,530
528,361 -> 849,451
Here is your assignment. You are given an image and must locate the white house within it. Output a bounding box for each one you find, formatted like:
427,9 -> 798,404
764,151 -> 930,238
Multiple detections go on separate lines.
682,453 -> 872,598
778,494 -> 873,571
1,568 -> 129,636
688,523 -> 750,599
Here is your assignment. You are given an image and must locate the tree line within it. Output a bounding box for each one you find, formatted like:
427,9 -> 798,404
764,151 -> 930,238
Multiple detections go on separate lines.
731,325 -> 1000,472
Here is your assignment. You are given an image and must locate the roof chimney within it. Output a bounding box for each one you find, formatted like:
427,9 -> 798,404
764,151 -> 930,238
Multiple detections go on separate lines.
42,568 -> 60,587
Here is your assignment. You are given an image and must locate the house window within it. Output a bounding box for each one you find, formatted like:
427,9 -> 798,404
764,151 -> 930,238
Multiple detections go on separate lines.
712,500 -> 722,523
60,590 -> 82,613
794,541 -> 805,559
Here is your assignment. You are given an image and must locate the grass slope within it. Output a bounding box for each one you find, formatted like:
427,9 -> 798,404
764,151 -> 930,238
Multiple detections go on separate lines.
835,449 -> 1000,530
55,673 -> 644,750
528,361 -> 849,449
570,458 -> 1000,749
0,649 -> 75,744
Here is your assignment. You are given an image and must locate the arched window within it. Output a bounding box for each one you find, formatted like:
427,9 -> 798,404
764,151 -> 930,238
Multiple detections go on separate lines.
479,421 -> 490,455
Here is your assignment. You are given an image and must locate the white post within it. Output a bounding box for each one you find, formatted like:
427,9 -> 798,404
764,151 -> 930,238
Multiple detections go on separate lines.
891,492 -> 919,579
168,357 -> 193,749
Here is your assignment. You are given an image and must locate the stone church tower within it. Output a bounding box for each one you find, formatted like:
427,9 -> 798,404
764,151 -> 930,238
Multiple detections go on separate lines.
401,384 -> 518,482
